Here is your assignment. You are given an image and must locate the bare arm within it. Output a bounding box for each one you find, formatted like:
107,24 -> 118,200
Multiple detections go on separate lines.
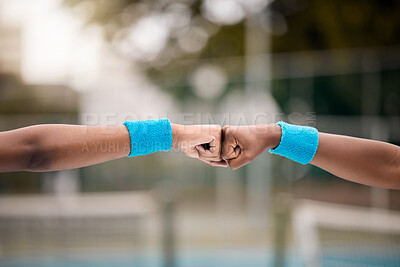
0,123 -> 225,173
0,124 -> 131,172
222,124 -> 400,189
311,133 -> 400,189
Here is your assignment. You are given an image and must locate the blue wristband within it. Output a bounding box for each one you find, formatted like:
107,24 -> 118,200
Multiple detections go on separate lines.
269,121 -> 319,165
123,119 -> 172,157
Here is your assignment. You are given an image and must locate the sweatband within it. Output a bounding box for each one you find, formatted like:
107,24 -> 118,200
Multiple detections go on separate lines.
269,121 -> 319,165
123,119 -> 172,157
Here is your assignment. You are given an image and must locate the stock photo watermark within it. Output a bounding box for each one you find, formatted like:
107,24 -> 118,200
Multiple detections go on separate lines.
80,112 -> 317,128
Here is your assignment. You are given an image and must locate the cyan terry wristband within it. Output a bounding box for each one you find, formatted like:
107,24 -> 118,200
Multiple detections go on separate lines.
269,121 -> 319,165
123,119 -> 172,157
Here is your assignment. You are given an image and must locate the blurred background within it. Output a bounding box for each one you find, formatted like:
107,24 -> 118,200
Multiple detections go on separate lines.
1,0 -> 400,266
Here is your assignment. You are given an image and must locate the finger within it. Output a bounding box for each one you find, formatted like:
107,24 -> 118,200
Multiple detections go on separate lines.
204,126 -> 222,160
198,158 -> 228,168
221,126 -> 239,160
196,144 -> 214,158
222,143 -> 241,161
196,141 -> 221,160
210,159 -> 228,167
192,125 -> 222,160
233,146 -> 241,157
202,143 -> 211,151
227,153 -> 252,170
208,136 -> 221,156
196,144 -> 207,154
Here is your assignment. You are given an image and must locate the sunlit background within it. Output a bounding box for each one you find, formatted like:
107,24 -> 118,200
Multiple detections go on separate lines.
1,0 -> 400,266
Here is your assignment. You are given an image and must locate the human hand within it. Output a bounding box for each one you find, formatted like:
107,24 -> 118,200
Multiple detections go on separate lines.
171,124 -> 228,167
221,124 -> 282,170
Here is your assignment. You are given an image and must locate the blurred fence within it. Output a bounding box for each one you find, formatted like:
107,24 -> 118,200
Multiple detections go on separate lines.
0,192 -> 162,267
292,199 -> 400,267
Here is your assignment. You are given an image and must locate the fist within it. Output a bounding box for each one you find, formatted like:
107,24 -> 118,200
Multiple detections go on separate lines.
221,124 -> 281,170
171,124 -> 228,167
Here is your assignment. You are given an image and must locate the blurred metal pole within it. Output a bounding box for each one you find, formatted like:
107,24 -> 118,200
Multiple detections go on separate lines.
244,8 -> 273,229
41,169 -> 79,195
159,180 -> 177,267
216,167 -> 243,236
272,193 -> 291,267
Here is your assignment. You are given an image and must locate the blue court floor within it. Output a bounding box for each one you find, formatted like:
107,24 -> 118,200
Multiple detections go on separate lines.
2,246 -> 400,267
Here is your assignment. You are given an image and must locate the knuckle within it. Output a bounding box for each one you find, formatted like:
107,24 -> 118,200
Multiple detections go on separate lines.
230,163 -> 239,170
221,145 -> 232,155
210,153 -> 222,161
223,128 -> 232,137
212,126 -> 222,137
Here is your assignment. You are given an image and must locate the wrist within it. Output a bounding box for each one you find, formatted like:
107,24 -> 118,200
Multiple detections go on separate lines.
268,121 -> 319,165
123,119 -> 172,157
265,123 -> 282,150
171,123 -> 183,149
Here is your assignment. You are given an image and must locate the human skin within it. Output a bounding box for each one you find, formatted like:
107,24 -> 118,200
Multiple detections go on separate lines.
0,123 -> 226,172
222,124 -> 400,189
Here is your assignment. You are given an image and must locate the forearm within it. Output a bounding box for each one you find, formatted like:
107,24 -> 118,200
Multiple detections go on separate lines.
265,123 -> 400,189
0,124 -> 131,172
0,122 -> 219,172
310,133 -> 400,189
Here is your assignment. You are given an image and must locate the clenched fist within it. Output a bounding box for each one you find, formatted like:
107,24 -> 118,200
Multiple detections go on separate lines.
171,124 -> 228,167
221,124 -> 282,170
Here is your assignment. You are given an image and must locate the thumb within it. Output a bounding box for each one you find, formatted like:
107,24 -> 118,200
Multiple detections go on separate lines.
221,126 -> 240,160
195,143 -> 215,159
227,152 -> 251,170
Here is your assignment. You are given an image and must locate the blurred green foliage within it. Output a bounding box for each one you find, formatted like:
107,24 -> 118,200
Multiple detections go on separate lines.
62,0 -> 400,116
0,75 -> 79,114
272,0 -> 400,52
63,0 -> 400,53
